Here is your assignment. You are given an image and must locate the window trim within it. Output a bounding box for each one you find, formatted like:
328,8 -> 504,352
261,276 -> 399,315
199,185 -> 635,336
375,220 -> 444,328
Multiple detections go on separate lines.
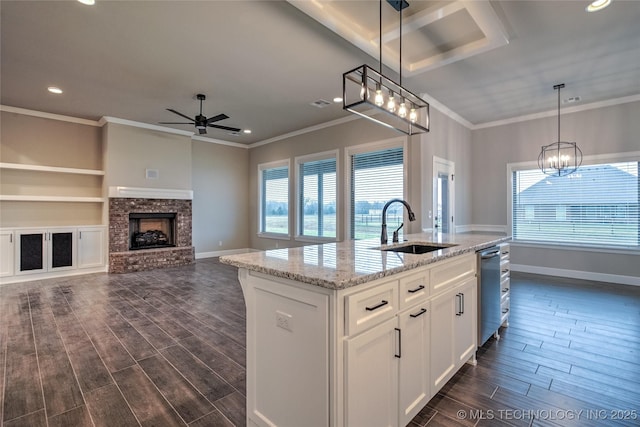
344,137 -> 408,241
258,158 -> 291,239
294,150 -> 339,243
507,150 -> 640,251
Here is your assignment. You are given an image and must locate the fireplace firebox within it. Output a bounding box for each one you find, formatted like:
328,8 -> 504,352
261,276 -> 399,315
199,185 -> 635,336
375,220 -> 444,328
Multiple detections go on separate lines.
129,212 -> 176,250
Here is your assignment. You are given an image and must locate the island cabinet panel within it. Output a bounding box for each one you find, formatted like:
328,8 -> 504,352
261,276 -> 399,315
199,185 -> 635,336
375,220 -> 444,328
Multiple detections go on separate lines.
244,272 -> 330,427
429,288 -> 457,391
454,277 -> 478,365
345,280 -> 399,336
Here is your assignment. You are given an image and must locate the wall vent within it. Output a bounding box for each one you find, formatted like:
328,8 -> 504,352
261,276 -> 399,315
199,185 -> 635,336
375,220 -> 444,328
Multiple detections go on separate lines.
310,99 -> 331,108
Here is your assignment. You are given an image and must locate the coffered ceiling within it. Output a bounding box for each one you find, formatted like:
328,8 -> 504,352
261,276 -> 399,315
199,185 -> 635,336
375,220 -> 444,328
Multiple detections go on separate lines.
1,1 -> 639,145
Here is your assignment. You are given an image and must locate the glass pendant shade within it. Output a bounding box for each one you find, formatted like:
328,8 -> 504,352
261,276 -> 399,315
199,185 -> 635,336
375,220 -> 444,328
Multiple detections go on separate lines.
343,64 -> 429,135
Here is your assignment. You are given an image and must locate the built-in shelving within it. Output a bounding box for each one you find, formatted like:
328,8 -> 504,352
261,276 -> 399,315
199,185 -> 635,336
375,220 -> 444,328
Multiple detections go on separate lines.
0,195 -> 105,203
0,162 -> 105,175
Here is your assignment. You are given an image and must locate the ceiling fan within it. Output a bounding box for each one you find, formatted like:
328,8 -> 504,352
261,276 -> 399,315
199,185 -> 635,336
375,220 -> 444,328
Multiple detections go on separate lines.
159,94 -> 241,135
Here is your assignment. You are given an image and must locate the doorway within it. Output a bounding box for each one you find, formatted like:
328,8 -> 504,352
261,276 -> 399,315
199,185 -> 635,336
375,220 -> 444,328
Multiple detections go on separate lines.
433,156 -> 455,233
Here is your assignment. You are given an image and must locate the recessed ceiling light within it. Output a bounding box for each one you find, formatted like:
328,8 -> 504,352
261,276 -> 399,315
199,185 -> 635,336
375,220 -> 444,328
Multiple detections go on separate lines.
78,0 -> 95,5
243,129 -> 252,134
586,0 -> 611,12
47,86 -> 63,94
333,97 -> 343,103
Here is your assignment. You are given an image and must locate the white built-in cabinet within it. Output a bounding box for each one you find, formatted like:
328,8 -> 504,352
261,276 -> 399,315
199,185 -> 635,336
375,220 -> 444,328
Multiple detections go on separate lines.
0,230 -> 15,277
239,252 -> 478,427
0,226 -> 106,283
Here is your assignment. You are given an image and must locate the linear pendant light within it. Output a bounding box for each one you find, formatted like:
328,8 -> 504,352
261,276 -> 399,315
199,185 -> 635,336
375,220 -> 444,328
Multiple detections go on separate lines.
342,0 -> 430,136
537,83 -> 583,177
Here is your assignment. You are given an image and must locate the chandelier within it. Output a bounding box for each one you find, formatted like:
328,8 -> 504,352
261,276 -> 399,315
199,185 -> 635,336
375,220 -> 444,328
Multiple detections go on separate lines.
537,84 -> 583,176
342,0 -> 429,136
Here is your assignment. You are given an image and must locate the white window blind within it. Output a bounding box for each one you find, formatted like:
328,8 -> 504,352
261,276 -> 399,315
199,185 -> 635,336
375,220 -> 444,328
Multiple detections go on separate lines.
512,161 -> 639,248
350,147 -> 404,240
261,165 -> 289,235
299,158 -> 337,238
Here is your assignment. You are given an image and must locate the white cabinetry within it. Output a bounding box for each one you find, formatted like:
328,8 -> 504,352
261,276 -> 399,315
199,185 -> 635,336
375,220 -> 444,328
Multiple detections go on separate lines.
238,252 -> 478,427
77,226 -> 105,269
499,243 -> 511,326
430,256 -> 478,392
0,230 -> 15,277
0,226 -> 106,283
345,317 -> 399,427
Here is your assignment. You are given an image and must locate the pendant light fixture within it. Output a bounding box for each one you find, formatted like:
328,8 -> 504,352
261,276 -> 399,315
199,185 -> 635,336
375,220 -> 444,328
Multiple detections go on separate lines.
537,84 -> 583,177
342,0 -> 429,136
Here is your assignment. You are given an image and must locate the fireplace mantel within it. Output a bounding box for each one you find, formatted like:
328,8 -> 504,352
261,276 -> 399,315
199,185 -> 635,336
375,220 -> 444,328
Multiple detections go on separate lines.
108,186 -> 193,200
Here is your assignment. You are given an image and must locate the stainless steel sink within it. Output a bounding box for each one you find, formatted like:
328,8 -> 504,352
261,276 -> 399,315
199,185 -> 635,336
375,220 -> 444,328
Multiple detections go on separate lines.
379,243 -> 457,254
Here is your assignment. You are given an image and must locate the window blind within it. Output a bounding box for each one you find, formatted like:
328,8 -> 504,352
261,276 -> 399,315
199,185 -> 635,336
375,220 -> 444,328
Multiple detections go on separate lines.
512,161 -> 639,247
350,147 -> 404,240
261,166 -> 289,234
299,158 -> 337,238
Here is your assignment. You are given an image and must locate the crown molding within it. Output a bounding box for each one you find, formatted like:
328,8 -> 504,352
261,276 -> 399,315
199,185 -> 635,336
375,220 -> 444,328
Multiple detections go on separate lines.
0,105 -> 101,126
471,93 -> 640,130
249,115 -> 359,148
191,134 -> 249,149
99,116 -> 194,136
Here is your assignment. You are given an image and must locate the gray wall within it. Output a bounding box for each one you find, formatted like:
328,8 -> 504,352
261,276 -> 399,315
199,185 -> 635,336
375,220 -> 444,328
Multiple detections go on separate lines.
192,140 -> 249,255
471,100 -> 640,283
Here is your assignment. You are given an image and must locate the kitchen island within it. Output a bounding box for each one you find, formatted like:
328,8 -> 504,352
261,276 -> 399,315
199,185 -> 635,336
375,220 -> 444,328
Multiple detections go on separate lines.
221,232 -> 510,427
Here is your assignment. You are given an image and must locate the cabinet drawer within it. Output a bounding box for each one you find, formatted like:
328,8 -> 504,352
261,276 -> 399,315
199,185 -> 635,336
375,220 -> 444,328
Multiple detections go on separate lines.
500,277 -> 510,302
499,244 -> 510,262
345,280 -> 398,336
399,271 -> 429,310
430,253 -> 476,296
500,260 -> 510,281
500,297 -> 510,322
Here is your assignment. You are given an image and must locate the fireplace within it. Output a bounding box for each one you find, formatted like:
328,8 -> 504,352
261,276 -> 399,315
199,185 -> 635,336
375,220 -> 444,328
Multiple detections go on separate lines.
109,195 -> 194,273
129,212 -> 176,250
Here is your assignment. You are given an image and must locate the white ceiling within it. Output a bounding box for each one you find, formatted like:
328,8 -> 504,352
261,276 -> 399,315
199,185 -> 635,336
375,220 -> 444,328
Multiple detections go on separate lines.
2,0 -> 639,145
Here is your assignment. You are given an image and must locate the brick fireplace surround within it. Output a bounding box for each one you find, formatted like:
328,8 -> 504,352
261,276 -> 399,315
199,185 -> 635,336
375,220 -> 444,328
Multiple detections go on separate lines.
109,198 -> 194,273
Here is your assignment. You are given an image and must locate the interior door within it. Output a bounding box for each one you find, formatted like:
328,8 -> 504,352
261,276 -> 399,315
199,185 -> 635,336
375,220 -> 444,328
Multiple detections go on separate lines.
433,157 -> 455,233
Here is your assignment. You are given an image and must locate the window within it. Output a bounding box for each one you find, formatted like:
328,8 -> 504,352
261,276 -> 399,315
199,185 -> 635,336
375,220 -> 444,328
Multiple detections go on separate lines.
348,141 -> 405,240
296,152 -> 337,240
259,160 -> 290,236
511,159 -> 639,248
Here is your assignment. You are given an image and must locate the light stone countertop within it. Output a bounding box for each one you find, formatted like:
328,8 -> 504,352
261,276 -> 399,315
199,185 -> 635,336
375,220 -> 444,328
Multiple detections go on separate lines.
220,232 -> 511,290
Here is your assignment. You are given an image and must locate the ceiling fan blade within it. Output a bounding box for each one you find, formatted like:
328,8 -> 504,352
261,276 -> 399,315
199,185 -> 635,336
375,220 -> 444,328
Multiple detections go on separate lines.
208,123 -> 242,133
166,108 -> 195,122
198,128 -> 207,135
206,113 -> 229,124
158,122 -> 193,125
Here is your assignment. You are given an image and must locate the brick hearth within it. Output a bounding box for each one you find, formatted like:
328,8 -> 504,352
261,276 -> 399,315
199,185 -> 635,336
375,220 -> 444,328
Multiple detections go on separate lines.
109,198 -> 194,273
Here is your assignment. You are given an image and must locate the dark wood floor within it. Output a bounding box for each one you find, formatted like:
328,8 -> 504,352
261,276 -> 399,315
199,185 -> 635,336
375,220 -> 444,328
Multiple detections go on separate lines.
1,259 -> 639,427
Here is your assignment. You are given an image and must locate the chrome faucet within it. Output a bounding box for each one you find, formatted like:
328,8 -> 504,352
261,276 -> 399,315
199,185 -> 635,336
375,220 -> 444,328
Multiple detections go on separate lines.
381,199 -> 416,244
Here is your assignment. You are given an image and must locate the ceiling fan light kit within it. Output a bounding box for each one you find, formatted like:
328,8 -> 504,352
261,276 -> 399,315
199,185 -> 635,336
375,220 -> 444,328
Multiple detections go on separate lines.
342,0 -> 430,136
537,84 -> 583,177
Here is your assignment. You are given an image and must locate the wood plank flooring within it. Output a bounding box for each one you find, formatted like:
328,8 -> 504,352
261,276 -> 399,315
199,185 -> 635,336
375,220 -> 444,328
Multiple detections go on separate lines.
1,259 -> 639,426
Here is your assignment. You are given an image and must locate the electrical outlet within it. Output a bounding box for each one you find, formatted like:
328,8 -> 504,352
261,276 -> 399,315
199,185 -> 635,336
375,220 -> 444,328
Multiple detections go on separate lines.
275,310 -> 293,332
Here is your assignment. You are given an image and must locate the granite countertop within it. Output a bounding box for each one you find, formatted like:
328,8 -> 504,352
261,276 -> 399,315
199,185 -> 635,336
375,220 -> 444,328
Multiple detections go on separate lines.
220,232 -> 511,290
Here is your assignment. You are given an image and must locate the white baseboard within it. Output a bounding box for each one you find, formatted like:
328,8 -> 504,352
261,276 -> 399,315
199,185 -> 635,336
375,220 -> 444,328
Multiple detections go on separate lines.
0,266 -> 108,286
468,224 -> 508,233
196,248 -> 257,259
510,263 -> 640,287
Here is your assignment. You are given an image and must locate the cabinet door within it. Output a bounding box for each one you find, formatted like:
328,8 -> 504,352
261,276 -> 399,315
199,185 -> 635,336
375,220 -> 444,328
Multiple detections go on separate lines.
15,229 -> 47,275
0,230 -> 15,277
345,317 -> 399,427
454,277 -> 477,365
398,302 -> 431,426
49,229 -> 75,271
77,227 -> 105,269
430,289 -> 456,392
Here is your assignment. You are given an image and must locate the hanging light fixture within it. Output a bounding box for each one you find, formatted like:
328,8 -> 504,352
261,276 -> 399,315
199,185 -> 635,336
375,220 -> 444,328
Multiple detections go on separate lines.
537,84 -> 583,177
342,0 -> 429,136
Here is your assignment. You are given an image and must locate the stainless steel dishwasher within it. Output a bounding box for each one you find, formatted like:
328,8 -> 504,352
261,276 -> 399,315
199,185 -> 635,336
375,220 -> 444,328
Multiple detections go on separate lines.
477,246 -> 502,346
